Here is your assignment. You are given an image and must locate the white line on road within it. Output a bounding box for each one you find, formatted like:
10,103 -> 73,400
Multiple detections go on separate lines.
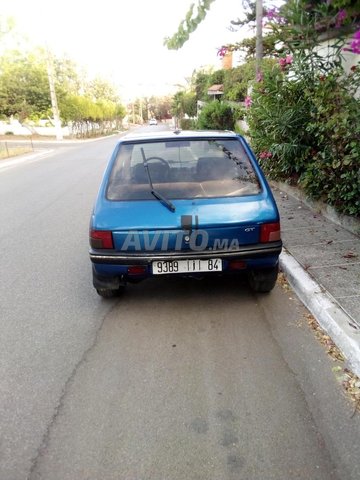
0,150 -> 55,173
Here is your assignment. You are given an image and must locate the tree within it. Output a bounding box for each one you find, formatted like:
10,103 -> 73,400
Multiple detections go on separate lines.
149,96 -> 173,119
246,0 -> 360,216
193,69 -> 211,101
171,90 -> 197,118
223,61 -> 256,101
0,50 -> 51,121
225,35 -> 277,60
86,77 -> 120,103
164,0 -> 270,77
0,15 -> 15,39
164,0 -> 216,49
0,45 -> 126,136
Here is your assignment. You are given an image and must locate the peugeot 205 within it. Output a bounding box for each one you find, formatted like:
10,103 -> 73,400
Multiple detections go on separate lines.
89,130 -> 282,298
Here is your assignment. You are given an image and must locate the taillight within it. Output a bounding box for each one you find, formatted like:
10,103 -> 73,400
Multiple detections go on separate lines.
127,266 -> 147,275
260,222 -> 281,243
90,230 -> 114,249
228,260 -> 247,270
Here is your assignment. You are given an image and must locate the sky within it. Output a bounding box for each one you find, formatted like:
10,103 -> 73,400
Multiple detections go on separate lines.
1,0 -> 250,101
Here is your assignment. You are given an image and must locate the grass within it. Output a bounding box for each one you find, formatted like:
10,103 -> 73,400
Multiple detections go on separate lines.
0,146 -> 33,160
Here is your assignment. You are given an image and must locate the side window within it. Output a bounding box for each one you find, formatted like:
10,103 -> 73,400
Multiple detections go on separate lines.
107,145 -> 133,195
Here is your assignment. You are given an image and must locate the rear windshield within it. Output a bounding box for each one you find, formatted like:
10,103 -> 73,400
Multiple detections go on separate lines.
106,138 -> 261,200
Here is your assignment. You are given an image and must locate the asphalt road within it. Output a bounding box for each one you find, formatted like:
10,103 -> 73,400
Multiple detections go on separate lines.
1,127 -> 359,480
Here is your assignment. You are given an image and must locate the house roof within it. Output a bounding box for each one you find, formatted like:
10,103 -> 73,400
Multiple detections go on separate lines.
207,84 -> 224,95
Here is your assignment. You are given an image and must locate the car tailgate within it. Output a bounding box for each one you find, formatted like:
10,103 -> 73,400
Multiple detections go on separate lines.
93,195 -> 279,252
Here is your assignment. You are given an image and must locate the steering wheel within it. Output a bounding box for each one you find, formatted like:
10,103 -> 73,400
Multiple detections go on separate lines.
146,156 -> 170,167
145,156 -> 170,179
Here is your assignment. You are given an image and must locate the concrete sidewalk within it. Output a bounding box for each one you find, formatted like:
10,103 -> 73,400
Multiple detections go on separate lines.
271,184 -> 360,377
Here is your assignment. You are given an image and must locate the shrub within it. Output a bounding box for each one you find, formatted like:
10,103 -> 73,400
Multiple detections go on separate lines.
248,62 -> 313,182
197,101 -> 235,130
301,72 -> 360,216
180,118 -> 197,130
246,1 -> 360,216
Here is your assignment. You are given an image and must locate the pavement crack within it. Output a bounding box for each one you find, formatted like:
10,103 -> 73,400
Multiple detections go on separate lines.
27,300 -> 119,480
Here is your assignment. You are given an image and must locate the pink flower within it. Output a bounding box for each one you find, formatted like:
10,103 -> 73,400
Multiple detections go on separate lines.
256,71 -> 263,82
266,7 -> 278,20
244,96 -> 252,108
217,47 -> 228,58
279,57 -> 287,70
279,55 -> 293,71
265,7 -> 285,23
335,9 -> 347,28
350,39 -> 360,54
259,151 -> 272,159
343,30 -> 360,54
350,30 -> 360,54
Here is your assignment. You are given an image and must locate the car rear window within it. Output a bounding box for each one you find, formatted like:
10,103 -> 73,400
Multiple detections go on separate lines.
106,138 -> 261,200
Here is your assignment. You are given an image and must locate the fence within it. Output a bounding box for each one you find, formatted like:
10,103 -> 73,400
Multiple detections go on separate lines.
0,139 -> 34,160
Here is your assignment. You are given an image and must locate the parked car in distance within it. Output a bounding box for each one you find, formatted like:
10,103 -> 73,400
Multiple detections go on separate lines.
89,130 -> 282,298
149,118 -> 157,125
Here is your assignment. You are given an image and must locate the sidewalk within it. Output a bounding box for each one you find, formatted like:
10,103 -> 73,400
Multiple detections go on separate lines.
271,184 -> 360,376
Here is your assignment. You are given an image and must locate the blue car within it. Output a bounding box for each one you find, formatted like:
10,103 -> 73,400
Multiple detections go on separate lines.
89,130 -> 282,297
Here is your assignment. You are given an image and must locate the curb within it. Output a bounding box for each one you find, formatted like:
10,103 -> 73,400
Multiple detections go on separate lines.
279,250 -> 360,378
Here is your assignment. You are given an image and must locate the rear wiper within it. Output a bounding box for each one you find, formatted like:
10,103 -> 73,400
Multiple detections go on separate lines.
140,148 -> 175,212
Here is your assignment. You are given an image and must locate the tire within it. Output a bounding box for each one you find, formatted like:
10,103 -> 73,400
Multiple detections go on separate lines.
96,286 -> 125,298
248,264 -> 279,293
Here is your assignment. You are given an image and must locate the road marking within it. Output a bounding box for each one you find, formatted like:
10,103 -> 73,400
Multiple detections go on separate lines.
0,150 -> 55,173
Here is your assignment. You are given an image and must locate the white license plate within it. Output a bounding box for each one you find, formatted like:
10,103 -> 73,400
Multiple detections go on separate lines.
152,258 -> 222,275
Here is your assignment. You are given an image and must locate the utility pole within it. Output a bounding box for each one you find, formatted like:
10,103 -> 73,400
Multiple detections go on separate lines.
46,49 -> 63,141
255,0 -> 263,76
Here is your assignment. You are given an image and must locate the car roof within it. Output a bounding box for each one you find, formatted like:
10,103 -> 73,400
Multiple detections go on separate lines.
120,130 -> 238,143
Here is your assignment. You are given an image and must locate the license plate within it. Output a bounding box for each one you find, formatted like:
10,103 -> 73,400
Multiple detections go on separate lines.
152,258 -> 222,275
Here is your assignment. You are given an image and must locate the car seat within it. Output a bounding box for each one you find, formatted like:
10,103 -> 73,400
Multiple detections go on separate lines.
132,162 -> 169,184
196,156 -> 236,181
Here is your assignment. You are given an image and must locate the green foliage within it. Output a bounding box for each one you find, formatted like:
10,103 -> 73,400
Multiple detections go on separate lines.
300,73 -> 360,216
193,70 -> 211,101
197,101 -> 235,130
0,15 -> 15,38
231,104 -> 246,120
248,62 -> 312,179
150,96 -> 173,120
164,0 -> 216,50
223,61 -> 256,101
225,34 -> 278,60
229,0 -> 256,28
86,77 -> 120,103
247,0 -> 360,216
0,48 -> 126,132
188,59 -> 276,103
171,90 -> 197,118
180,118 -> 197,130
0,50 -> 51,121
209,69 -> 225,85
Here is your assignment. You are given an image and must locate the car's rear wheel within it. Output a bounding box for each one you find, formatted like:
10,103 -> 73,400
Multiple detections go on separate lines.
96,286 -> 125,298
248,264 -> 279,293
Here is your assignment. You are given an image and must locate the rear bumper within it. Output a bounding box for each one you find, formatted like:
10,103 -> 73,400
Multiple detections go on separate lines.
90,241 -> 282,265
